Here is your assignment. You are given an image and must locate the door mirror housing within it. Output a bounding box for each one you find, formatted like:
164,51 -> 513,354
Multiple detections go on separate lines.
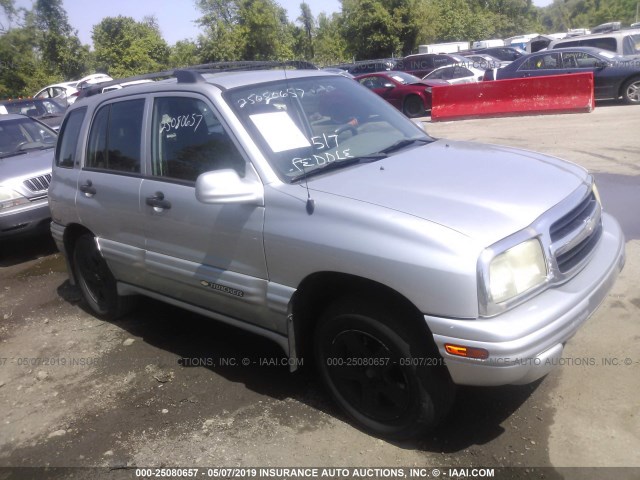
195,169 -> 264,206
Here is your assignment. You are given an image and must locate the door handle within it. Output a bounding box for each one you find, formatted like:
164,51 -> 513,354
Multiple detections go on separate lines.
79,180 -> 96,196
146,192 -> 171,210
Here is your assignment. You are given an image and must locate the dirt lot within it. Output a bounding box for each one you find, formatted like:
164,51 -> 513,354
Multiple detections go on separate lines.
1,104 -> 639,479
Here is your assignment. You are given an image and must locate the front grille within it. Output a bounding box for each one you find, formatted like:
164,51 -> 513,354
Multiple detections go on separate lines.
550,191 -> 602,274
23,174 -> 51,192
549,192 -> 596,242
555,222 -> 603,273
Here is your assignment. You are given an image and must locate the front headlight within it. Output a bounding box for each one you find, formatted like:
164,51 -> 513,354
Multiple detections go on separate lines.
0,186 -> 29,212
488,238 -> 547,304
592,182 -> 602,207
479,237 -> 548,316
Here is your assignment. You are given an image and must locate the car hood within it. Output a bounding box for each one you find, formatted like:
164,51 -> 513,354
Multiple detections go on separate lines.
0,148 -> 54,194
307,139 -> 589,245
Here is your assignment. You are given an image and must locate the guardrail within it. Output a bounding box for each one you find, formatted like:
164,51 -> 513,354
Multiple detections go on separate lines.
430,73 -> 595,121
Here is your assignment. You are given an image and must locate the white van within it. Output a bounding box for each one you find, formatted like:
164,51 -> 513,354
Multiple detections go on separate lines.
471,39 -> 504,49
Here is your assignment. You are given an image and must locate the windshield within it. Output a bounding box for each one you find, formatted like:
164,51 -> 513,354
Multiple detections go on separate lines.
226,75 -> 432,182
0,117 -> 57,158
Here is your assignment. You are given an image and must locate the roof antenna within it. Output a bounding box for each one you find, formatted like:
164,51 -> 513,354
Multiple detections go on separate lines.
282,60 -> 314,215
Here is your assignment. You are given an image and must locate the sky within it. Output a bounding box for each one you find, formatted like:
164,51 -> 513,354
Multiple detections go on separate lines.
6,0 -> 555,47
7,0 -> 342,46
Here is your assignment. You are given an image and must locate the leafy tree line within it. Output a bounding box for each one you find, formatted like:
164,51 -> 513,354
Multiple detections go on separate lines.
1,0 -> 638,97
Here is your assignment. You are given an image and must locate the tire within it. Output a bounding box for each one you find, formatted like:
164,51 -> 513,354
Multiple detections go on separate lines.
621,77 -> 640,105
403,95 -> 426,118
72,234 -> 132,320
314,296 -> 454,440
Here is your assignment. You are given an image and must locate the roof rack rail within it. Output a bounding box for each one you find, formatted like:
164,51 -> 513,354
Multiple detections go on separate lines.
78,60 -> 318,99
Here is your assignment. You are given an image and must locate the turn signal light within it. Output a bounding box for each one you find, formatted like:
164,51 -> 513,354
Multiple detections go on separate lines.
445,343 -> 489,360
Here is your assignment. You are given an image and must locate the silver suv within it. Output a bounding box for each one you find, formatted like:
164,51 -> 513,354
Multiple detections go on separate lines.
1,114 -> 57,239
49,65 -> 625,440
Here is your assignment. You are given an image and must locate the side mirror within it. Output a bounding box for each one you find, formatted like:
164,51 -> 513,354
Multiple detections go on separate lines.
195,169 -> 264,206
382,82 -> 395,89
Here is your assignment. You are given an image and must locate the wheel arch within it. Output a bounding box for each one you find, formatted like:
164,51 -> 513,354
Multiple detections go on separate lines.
289,271 -> 436,361
619,74 -> 640,102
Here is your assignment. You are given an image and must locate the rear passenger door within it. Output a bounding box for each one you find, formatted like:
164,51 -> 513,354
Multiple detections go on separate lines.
139,94 -> 270,328
75,97 -> 147,286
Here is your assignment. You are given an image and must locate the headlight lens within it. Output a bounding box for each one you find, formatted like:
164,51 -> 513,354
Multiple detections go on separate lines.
0,186 -> 29,212
488,238 -> 547,304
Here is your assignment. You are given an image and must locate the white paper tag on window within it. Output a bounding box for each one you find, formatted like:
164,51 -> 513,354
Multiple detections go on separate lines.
250,111 -> 311,153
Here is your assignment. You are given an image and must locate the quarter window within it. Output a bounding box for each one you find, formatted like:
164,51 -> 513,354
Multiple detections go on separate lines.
86,99 -> 144,173
151,97 -> 245,182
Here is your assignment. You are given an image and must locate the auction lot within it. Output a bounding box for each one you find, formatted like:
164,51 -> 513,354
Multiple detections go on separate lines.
0,104 -> 639,478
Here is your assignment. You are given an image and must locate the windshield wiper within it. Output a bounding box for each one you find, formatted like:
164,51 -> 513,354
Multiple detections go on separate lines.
378,137 -> 431,155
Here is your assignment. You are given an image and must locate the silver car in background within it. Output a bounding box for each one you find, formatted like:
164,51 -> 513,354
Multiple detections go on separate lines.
0,114 -> 56,239
49,67 -> 625,440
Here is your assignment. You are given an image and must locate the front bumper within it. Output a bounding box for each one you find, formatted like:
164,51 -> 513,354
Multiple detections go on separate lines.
0,198 -> 51,239
424,213 -> 625,386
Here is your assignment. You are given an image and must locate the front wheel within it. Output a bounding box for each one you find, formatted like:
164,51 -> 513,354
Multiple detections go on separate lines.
622,77 -> 640,105
314,297 -> 454,440
403,95 -> 426,118
72,234 -> 132,320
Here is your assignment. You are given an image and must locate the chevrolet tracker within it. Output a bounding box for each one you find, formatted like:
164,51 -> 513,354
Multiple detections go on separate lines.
49,64 -> 625,439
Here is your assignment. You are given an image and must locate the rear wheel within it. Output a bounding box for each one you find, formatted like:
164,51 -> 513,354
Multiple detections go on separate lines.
314,297 -> 454,439
403,95 -> 426,118
622,77 -> 640,105
72,234 -> 132,319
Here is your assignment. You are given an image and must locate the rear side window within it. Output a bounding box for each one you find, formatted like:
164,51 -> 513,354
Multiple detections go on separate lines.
86,99 -> 144,173
552,40 -> 580,49
581,37 -> 617,52
55,107 -> 87,168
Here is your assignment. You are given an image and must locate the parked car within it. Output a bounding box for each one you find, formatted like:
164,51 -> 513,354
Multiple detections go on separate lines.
459,46 -> 526,63
75,73 -> 114,91
49,65 -> 624,440
33,81 -> 79,106
355,71 -> 448,117
422,64 -> 486,84
493,47 -> 640,104
0,98 -> 67,130
462,53 -> 509,69
396,53 -> 468,77
0,114 -> 57,239
548,29 -> 640,57
327,59 -> 398,75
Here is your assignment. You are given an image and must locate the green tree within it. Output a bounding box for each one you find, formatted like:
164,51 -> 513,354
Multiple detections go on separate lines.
0,26 -> 41,97
92,16 -> 170,77
168,40 -> 202,68
313,12 -> 348,64
32,0 -> 88,79
341,0 -> 401,59
294,2 -> 315,59
196,0 -> 295,61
